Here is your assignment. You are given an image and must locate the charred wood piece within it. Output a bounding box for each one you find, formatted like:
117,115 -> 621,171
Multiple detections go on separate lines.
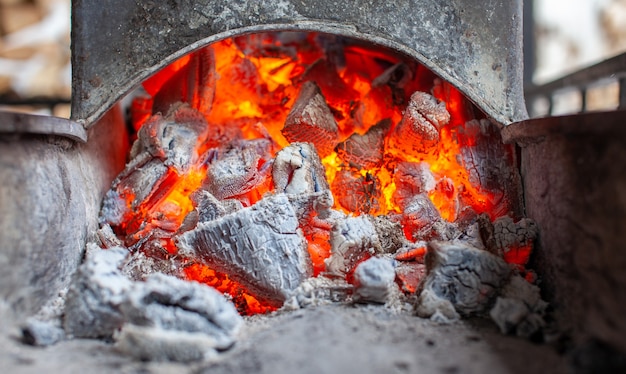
416,241 -> 511,319
394,261 -> 427,294
273,142 -> 330,195
335,119 -> 390,169
390,91 -> 450,154
282,81 -> 339,157
176,194 -> 312,307
353,257 -> 396,304
331,169 -> 382,215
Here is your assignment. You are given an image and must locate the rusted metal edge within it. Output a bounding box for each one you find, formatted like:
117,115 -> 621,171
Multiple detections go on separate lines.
71,0 -> 527,129
502,110 -> 626,145
0,111 -> 88,143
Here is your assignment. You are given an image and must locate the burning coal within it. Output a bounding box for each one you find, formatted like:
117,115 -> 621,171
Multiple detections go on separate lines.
96,31 -> 539,329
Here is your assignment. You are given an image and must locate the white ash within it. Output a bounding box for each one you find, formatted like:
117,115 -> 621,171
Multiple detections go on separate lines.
120,251 -> 181,282
326,215 -> 382,277
272,142 -> 329,195
119,273 -> 242,350
96,223 -> 123,248
20,318 -> 65,347
115,324 -> 220,362
282,277 -> 353,310
369,215 -> 407,254
489,275 -> 548,338
416,288 -> 461,324
353,257 -> 397,304
416,241 -> 511,319
176,193 -> 312,307
63,245 -> 133,339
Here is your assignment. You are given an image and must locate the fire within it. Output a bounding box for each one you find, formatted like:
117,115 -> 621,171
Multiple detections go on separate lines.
108,32 -> 520,314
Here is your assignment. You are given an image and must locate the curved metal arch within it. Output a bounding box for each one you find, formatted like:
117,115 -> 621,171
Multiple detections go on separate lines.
72,0 -> 527,128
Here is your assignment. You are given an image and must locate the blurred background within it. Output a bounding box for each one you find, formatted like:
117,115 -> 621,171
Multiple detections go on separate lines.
1,0 -> 626,119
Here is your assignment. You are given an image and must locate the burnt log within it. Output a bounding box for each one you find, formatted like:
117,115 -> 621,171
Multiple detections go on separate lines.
176,194 -> 312,307
389,91 -> 450,155
282,81 -> 339,157
416,241 -> 511,320
335,119 -> 390,169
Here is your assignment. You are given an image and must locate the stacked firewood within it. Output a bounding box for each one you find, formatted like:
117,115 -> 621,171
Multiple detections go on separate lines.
0,0 -> 70,116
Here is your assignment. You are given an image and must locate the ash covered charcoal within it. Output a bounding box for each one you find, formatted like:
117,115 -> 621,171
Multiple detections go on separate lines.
130,104 -> 209,173
326,215 -> 383,277
273,142 -> 329,195
118,273 -> 243,351
176,194 -> 312,307
63,245 -> 132,339
389,91 -> 450,154
335,119 -> 390,169
189,190 -> 243,224
282,81 -> 339,157
204,140 -> 272,200
369,215 -> 407,254
489,275 -> 548,338
393,162 -> 437,210
331,169 -> 383,215
353,257 -> 397,304
478,216 -> 538,265
416,241 -> 511,321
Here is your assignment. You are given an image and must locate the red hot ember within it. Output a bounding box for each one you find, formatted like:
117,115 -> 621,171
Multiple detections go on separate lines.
99,32 -> 529,315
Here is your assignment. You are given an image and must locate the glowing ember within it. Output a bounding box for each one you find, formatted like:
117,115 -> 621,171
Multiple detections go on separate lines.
101,32 -> 525,315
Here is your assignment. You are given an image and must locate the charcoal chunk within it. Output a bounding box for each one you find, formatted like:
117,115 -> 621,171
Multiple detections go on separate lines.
331,169 -> 382,215
336,119 -> 390,169
389,91 -> 450,154
176,194 -> 312,307
282,81 -> 339,157
417,241 -> 511,318
63,245 -> 132,339
326,215 -> 382,276
273,142 -> 329,195
353,257 -> 396,304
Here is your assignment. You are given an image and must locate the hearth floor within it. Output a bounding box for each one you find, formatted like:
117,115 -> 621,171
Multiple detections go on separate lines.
0,304 -> 567,374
